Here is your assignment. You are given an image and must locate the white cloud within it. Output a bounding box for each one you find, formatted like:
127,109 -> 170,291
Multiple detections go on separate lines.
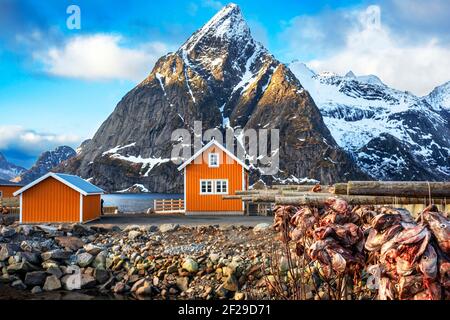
0,125 -> 80,155
202,0 -> 224,10
188,0 -> 224,14
34,34 -> 172,81
304,5 -> 450,96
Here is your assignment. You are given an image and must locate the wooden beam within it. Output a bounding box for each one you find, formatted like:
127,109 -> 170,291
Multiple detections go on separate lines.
344,181 -> 450,197
330,183 -> 348,195
275,194 -> 447,206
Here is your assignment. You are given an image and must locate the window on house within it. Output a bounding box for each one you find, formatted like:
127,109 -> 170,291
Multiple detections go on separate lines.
200,180 -> 213,194
215,180 -> 228,194
209,153 -> 219,167
200,179 -> 228,195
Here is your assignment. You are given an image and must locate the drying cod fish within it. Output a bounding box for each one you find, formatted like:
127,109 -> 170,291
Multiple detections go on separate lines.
272,199 -> 449,300
423,210 -> 450,254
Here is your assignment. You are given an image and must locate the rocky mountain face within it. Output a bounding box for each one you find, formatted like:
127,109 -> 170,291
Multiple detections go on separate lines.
59,3 -> 366,192
0,152 -> 26,181
290,62 -> 450,181
16,146 -> 76,184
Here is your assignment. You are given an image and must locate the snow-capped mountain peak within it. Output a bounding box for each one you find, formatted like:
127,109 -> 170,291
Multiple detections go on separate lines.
354,74 -> 384,86
345,71 -> 356,78
180,3 -> 251,53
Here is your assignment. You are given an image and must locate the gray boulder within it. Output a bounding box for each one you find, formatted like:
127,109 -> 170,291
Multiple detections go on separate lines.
159,224 -> 179,233
76,252 -> 94,267
24,271 -> 47,287
41,249 -> 72,261
43,275 -> 62,291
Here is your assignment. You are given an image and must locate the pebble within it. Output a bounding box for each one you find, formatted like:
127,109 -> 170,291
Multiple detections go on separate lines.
159,224 -> 179,233
128,230 -> 142,240
11,279 -> 27,290
253,223 -> 271,233
76,252 -> 94,267
176,276 -> 190,291
182,257 -> 199,273
222,275 -> 239,292
43,275 -> 62,291
31,286 -> 43,294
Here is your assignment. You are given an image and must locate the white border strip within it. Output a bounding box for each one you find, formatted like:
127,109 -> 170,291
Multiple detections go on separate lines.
79,194 -> 83,223
242,166 -> 245,211
183,168 -> 187,213
19,194 -> 23,224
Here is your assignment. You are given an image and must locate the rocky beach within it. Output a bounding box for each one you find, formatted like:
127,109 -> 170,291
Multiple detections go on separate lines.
1,199 -> 449,301
0,219 -> 275,300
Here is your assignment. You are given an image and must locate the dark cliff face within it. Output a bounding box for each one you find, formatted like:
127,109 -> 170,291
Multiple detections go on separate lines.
59,4 -> 367,192
18,146 -> 76,184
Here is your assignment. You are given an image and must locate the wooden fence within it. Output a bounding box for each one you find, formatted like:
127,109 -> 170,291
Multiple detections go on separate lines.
103,206 -> 119,214
0,197 -> 19,208
153,199 -> 184,214
0,197 -> 20,215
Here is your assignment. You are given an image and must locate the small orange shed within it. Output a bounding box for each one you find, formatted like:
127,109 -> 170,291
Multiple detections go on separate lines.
178,140 -> 249,215
0,182 -> 23,198
13,173 -> 104,224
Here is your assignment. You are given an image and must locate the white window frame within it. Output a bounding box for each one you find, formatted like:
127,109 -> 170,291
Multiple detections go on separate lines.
199,179 -> 229,195
208,153 -> 219,168
200,180 -> 214,195
215,179 -> 228,195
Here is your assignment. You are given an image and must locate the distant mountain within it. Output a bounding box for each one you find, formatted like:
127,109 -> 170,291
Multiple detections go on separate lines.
426,81 -> 450,111
16,146 -> 76,184
290,62 -> 450,181
0,152 -> 26,181
59,3 -> 366,192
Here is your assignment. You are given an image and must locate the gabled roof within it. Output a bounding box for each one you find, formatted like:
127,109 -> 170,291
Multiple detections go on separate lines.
177,140 -> 250,171
0,179 -> 24,187
13,172 -> 104,196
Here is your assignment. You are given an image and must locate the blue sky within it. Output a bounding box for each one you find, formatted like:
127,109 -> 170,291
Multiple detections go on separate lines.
1,0 -> 449,168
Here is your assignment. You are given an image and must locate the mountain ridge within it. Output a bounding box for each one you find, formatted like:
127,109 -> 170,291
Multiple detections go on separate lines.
15,146 -> 76,184
290,61 -> 450,181
0,152 -> 26,182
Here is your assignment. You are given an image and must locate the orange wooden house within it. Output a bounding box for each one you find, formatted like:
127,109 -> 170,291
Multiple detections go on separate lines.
178,140 -> 249,215
13,172 -> 104,224
0,182 -> 23,198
